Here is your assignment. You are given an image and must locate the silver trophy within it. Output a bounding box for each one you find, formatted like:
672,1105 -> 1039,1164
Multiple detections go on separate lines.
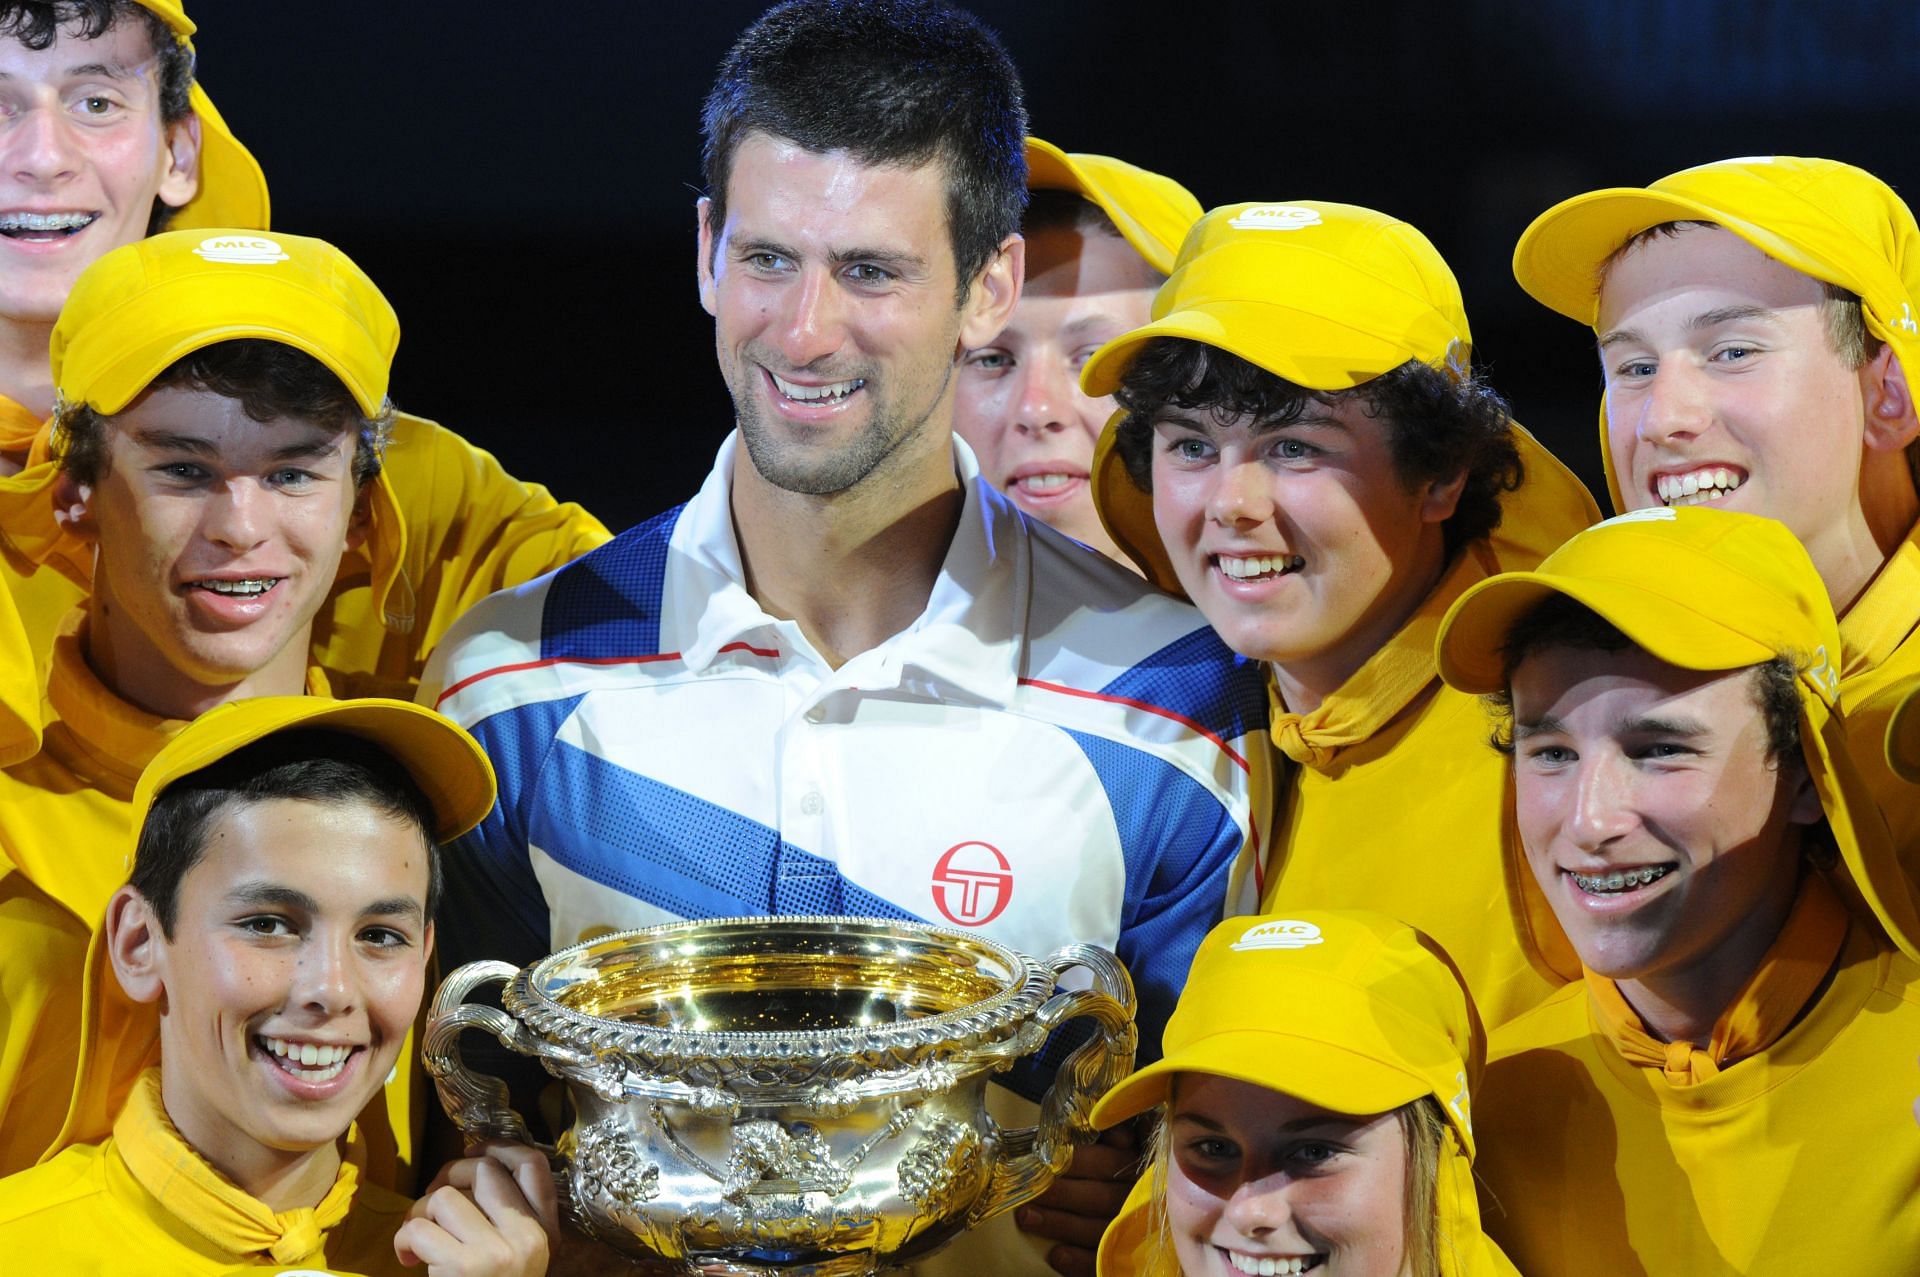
423,915 -> 1137,1273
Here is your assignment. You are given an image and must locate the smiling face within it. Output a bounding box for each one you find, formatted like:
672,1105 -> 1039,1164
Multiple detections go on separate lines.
73,382 -> 365,718
697,131 -> 1016,503
954,223 -> 1157,559
144,795 -> 431,1191
1509,645 -> 1818,1003
1598,226 -> 1916,601
1166,1074 -> 1408,1277
0,15 -> 197,327
1149,396 -> 1457,706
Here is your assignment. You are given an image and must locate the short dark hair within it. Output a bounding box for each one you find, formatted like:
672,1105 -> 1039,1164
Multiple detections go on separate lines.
0,2 -> 197,232
129,729 -> 443,939
701,0 -> 1027,304
53,339 -> 394,488
1483,593 -> 1803,765
1111,340 -> 1523,556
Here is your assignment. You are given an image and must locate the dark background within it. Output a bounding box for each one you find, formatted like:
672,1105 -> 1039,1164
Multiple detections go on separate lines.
184,0 -> 1920,530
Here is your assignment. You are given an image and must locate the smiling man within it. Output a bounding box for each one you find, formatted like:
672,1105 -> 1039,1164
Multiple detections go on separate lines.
1512,156 -> 1920,874
422,4 -> 1267,1274
0,229 -> 426,1183
1086,201 -> 1599,1032
1436,505 -> 1920,1275
953,138 -> 1200,564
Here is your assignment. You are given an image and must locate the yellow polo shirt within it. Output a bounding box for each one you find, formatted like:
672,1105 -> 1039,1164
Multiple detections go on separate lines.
0,617 -> 414,1191
0,1068 -> 409,1274
1257,444 -> 1596,1029
1831,515 -> 1920,872
0,410 -> 611,701
1474,911 -> 1920,1274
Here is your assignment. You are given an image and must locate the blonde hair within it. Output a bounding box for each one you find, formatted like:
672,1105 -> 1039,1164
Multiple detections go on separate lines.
1141,1086 -> 1447,1277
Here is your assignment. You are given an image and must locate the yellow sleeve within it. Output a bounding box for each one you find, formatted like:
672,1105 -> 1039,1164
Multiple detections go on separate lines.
0,875 -> 89,1178
310,413 -> 612,699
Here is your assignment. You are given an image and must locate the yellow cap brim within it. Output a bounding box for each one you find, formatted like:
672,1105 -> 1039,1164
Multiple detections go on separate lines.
1513,187 -> 1847,327
1437,572 -> 1776,695
169,83 -> 270,232
134,698 -> 496,844
1092,1030 -> 1434,1134
66,270 -> 388,418
1024,137 -> 1198,277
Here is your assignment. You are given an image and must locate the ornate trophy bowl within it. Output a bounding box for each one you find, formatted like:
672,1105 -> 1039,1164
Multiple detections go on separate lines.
424,916 -> 1137,1274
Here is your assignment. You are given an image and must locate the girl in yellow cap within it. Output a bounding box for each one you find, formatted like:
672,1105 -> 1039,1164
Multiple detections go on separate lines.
1091,910 -> 1516,1277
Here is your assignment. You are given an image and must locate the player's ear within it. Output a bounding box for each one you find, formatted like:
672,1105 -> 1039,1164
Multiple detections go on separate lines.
106,886 -> 167,1007
696,198 -> 720,318
958,234 -> 1024,352
51,468 -> 95,538
1862,346 -> 1920,453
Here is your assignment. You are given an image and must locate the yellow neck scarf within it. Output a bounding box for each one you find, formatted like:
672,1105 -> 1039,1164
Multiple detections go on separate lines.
1838,514 -> 1920,679
1270,547 -> 1491,770
115,1068 -> 361,1264
0,392 -> 42,454
1587,874 -> 1849,1086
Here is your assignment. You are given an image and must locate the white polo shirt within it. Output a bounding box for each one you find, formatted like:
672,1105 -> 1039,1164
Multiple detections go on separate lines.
423,434 -> 1270,1078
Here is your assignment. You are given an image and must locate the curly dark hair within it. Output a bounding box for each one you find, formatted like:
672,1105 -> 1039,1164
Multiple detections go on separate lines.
1111,339 -> 1523,556
54,339 -> 393,488
701,0 -> 1027,305
0,2 -> 197,233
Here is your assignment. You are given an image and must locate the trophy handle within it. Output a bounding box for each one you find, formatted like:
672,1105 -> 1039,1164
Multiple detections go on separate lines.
970,943 -> 1138,1226
422,959 -> 548,1151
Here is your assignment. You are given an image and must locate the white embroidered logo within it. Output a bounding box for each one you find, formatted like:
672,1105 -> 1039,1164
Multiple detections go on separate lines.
1449,1070 -> 1471,1130
193,235 -> 287,265
1806,644 -> 1838,698
1228,205 -> 1322,232
1896,302 -> 1918,336
1232,919 -> 1324,951
1595,507 -> 1678,528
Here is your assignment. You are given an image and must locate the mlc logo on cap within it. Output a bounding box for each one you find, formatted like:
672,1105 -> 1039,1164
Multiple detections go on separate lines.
1228,205 -> 1322,232
193,235 -> 288,265
1232,919 -> 1324,951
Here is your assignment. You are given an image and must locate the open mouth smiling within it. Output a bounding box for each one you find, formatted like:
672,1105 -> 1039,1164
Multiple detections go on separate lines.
0,210 -> 98,242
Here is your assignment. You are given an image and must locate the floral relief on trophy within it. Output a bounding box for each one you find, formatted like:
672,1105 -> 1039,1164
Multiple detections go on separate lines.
572,1116 -> 662,1225
896,1117 -> 983,1219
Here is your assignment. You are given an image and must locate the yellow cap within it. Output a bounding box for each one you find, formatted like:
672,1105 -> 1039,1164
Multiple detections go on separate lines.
1091,910 -> 1482,1157
1512,156 -> 1920,512
1435,505 -> 1920,961
131,696 -> 496,848
51,228 -> 398,418
1083,200 -> 1592,595
1024,137 -> 1202,277
130,0 -> 270,231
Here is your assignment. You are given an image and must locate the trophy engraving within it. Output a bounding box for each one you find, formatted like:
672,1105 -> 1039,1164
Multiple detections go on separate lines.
423,916 -> 1136,1273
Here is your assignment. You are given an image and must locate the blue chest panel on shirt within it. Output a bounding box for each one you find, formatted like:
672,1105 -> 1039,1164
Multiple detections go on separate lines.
1096,626 -> 1270,748
531,739 -> 922,924
539,504 -> 685,662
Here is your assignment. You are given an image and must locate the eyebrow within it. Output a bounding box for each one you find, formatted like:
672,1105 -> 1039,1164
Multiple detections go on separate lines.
0,61 -> 143,82
128,427 -> 343,462
1170,1110 -> 1364,1136
1151,411 -> 1347,436
735,236 -> 929,274
223,882 -> 424,924
1512,714 -> 1567,741
1513,712 -> 1713,739
1597,303 -> 1786,351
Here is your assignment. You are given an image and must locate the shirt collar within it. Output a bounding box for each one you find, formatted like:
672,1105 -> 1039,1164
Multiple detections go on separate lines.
672,432 -> 1022,705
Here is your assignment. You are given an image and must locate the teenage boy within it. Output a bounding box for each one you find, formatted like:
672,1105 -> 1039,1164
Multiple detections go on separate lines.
1511,155 -> 1920,886
0,695 -> 556,1275
1085,200 -> 1599,1030
1435,505 -> 1920,1274
425,4 -> 1267,1273
0,0 -> 608,693
953,137 -> 1200,564
0,229 -> 423,1180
